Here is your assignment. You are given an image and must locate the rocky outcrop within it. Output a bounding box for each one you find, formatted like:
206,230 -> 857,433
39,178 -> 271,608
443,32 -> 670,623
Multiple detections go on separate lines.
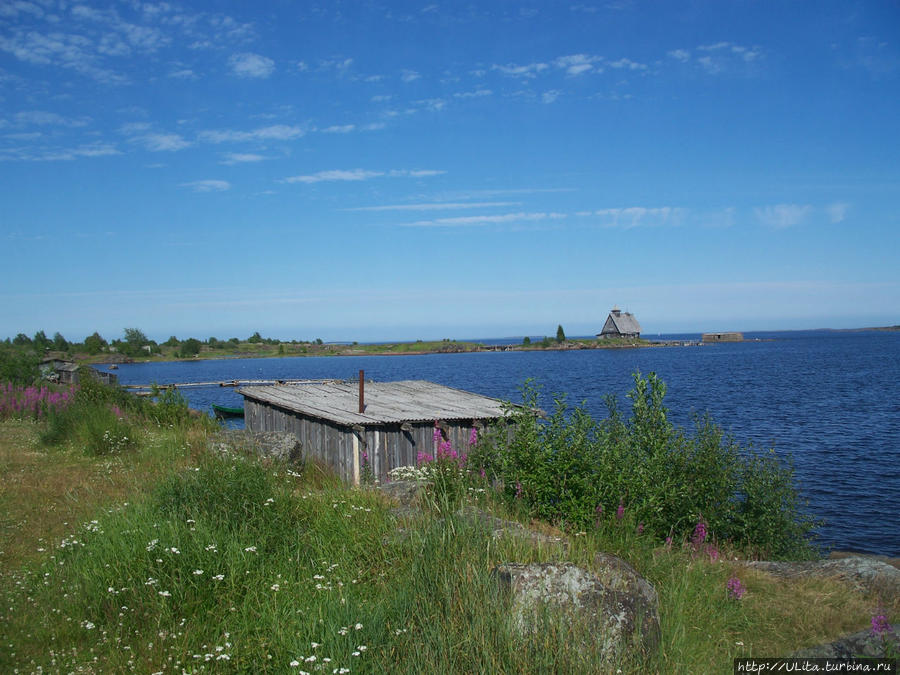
493,559 -> 660,658
457,506 -> 567,550
741,556 -> 900,599
792,627 -> 899,659
208,430 -> 302,463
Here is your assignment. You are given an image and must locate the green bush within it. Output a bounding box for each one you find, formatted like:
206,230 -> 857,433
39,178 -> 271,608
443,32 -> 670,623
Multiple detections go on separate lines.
0,346 -> 39,385
471,373 -> 820,559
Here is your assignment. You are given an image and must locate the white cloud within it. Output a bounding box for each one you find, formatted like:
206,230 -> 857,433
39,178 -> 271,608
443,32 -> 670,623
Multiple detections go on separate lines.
168,68 -> 197,79
181,179 -> 231,192
754,204 -> 813,228
283,169 -> 384,184
454,89 -> 492,99
554,54 -> 602,76
221,153 -> 266,165
199,124 -> 306,143
826,202 -> 850,223
541,90 -> 560,104
608,58 -> 647,71
400,212 -> 566,227
14,110 -> 90,127
371,94 -> 392,102
321,124 -> 355,134
346,201 -> 520,212
492,62 -> 549,78
401,69 -> 420,82
695,42 -> 762,74
228,52 -> 275,78
138,133 -> 191,152
282,168 -> 445,184
584,207 -> 685,228
668,49 -> 690,62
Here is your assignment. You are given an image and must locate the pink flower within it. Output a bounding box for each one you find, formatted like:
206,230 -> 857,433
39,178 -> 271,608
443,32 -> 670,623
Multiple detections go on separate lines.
726,576 -> 745,600
468,427 -> 478,446
692,518 -> 707,547
616,498 -> 625,520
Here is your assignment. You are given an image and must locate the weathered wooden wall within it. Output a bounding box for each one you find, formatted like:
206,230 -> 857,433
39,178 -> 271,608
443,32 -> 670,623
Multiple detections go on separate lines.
244,399 -> 481,484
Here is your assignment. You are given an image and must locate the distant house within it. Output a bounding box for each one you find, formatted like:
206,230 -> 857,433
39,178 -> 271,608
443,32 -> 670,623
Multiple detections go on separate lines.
598,307 -> 642,339
39,358 -> 118,386
702,332 -> 743,343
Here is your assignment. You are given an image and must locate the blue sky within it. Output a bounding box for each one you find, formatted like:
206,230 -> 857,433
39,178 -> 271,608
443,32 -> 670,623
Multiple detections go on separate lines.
1,1 -> 898,342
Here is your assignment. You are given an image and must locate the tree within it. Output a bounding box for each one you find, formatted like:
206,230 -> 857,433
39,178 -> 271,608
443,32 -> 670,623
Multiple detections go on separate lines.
248,331 -> 263,344
13,333 -> 31,346
179,338 -> 202,358
0,346 -> 39,385
522,336 -> 531,345
123,327 -> 148,346
163,336 -> 180,347
556,325 -> 566,343
33,330 -> 52,351
52,332 -> 69,351
84,332 -> 107,355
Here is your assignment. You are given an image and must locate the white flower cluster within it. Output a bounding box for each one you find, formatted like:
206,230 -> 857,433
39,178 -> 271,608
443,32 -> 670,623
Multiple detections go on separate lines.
388,465 -> 431,481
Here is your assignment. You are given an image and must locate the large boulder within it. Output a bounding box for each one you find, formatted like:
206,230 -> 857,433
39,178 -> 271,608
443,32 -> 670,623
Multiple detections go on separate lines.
493,559 -> 660,658
742,556 -> 900,600
208,430 -> 302,463
792,627 -> 899,659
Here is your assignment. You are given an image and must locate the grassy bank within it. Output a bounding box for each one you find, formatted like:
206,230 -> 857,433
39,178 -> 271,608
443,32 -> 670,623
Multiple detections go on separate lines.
1,420 -> 893,673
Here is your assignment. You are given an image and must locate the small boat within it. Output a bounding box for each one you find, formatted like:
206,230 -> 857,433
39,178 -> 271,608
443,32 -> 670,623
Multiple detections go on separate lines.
211,403 -> 244,419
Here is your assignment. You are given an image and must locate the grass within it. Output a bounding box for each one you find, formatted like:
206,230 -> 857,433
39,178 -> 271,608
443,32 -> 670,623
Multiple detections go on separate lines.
0,418 -> 895,673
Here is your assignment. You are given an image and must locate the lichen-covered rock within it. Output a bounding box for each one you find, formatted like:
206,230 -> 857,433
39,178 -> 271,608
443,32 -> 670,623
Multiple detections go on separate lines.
457,506 -> 568,550
208,430 -> 302,463
493,560 -> 660,658
742,556 -> 900,599
792,627 -> 899,659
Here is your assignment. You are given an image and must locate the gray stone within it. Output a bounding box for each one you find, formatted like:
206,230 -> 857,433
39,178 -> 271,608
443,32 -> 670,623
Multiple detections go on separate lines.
792,627 -> 899,659
208,430 -> 302,463
493,560 -> 660,658
457,505 -> 568,550
742,556 -> 900,599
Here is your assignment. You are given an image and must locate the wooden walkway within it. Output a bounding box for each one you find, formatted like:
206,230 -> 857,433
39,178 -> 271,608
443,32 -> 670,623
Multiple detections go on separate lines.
123,378 -> 339,391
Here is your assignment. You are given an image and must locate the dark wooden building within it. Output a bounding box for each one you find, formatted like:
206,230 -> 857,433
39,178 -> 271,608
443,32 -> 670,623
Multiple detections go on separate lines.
239,379 -> 518,484
598,306 -> 642,339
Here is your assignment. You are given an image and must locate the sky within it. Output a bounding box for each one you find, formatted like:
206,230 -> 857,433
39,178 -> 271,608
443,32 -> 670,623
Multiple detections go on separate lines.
1,1 -> 899,343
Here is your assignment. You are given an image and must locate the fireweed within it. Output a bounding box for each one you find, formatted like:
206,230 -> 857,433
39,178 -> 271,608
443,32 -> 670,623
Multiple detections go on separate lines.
726,576 -> 745,600
0,383 -> 74,420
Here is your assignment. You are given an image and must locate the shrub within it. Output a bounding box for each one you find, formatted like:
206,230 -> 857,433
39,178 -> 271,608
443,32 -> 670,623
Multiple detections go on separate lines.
471,373 -> 820,559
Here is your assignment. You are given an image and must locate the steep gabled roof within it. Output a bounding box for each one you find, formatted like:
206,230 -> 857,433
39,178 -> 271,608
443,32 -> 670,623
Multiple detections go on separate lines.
601,310 -> 642,335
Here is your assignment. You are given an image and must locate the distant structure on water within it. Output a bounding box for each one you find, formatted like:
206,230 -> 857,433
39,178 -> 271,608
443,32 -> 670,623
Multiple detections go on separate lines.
702,332 -> 744,343
598,306 -> 642,339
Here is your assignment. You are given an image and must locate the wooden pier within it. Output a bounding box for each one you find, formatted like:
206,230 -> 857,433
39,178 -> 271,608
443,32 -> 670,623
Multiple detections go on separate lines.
123,378 -> 339,391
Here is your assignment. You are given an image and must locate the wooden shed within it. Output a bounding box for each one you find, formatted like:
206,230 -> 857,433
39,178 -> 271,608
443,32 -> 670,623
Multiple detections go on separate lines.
239,379 -> 519,484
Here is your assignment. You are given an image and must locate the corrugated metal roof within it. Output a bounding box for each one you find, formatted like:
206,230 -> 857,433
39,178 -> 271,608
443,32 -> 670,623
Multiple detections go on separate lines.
238,380 -> 515,426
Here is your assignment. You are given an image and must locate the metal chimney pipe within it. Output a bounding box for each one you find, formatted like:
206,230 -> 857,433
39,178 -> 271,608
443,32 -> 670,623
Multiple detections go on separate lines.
358,369 -> 365,413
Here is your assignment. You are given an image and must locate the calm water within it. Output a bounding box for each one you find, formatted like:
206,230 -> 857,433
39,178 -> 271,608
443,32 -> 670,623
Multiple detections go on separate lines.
107,331 -> 900,556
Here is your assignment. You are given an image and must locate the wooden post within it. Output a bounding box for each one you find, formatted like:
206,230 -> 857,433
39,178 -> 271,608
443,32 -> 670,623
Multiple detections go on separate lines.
358,369 -> 365,413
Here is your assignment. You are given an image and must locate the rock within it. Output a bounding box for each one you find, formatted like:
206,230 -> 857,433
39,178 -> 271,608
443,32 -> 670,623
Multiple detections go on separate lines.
378,480 -> 425,507
792,627 -> 899,659
493,560 -> 660,658
741,556 -> 900,599
208,430 -> 302,463
457,506 -> 568,550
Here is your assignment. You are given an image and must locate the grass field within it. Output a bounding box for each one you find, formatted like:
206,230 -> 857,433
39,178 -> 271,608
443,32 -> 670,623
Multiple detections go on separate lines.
1,415 -> 892,673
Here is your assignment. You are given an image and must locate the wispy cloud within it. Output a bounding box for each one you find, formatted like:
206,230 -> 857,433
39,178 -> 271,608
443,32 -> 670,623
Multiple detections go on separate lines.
492,62 -> 549,78
554,54 -> 603,76
542,90 -> 561,104
282,168 -> 445,184
283,169 -> 384,184
826,202 -> 850,223
580,207 -> 686,228
667,49 -> 690,63
136,133 -> 192,152
181,179 -> 231,192
14,111 -> 91,127
454,89 -> 492,99
199,125 -> 306,143
345,201 -> 520,212
695,42 -> 762,74
229,52 -> 275,78
399,212 -> 566,227
321,124 -> 356,134
401,69 -> 420,82
221,152 -> 266,165
754,204 -> 812,228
